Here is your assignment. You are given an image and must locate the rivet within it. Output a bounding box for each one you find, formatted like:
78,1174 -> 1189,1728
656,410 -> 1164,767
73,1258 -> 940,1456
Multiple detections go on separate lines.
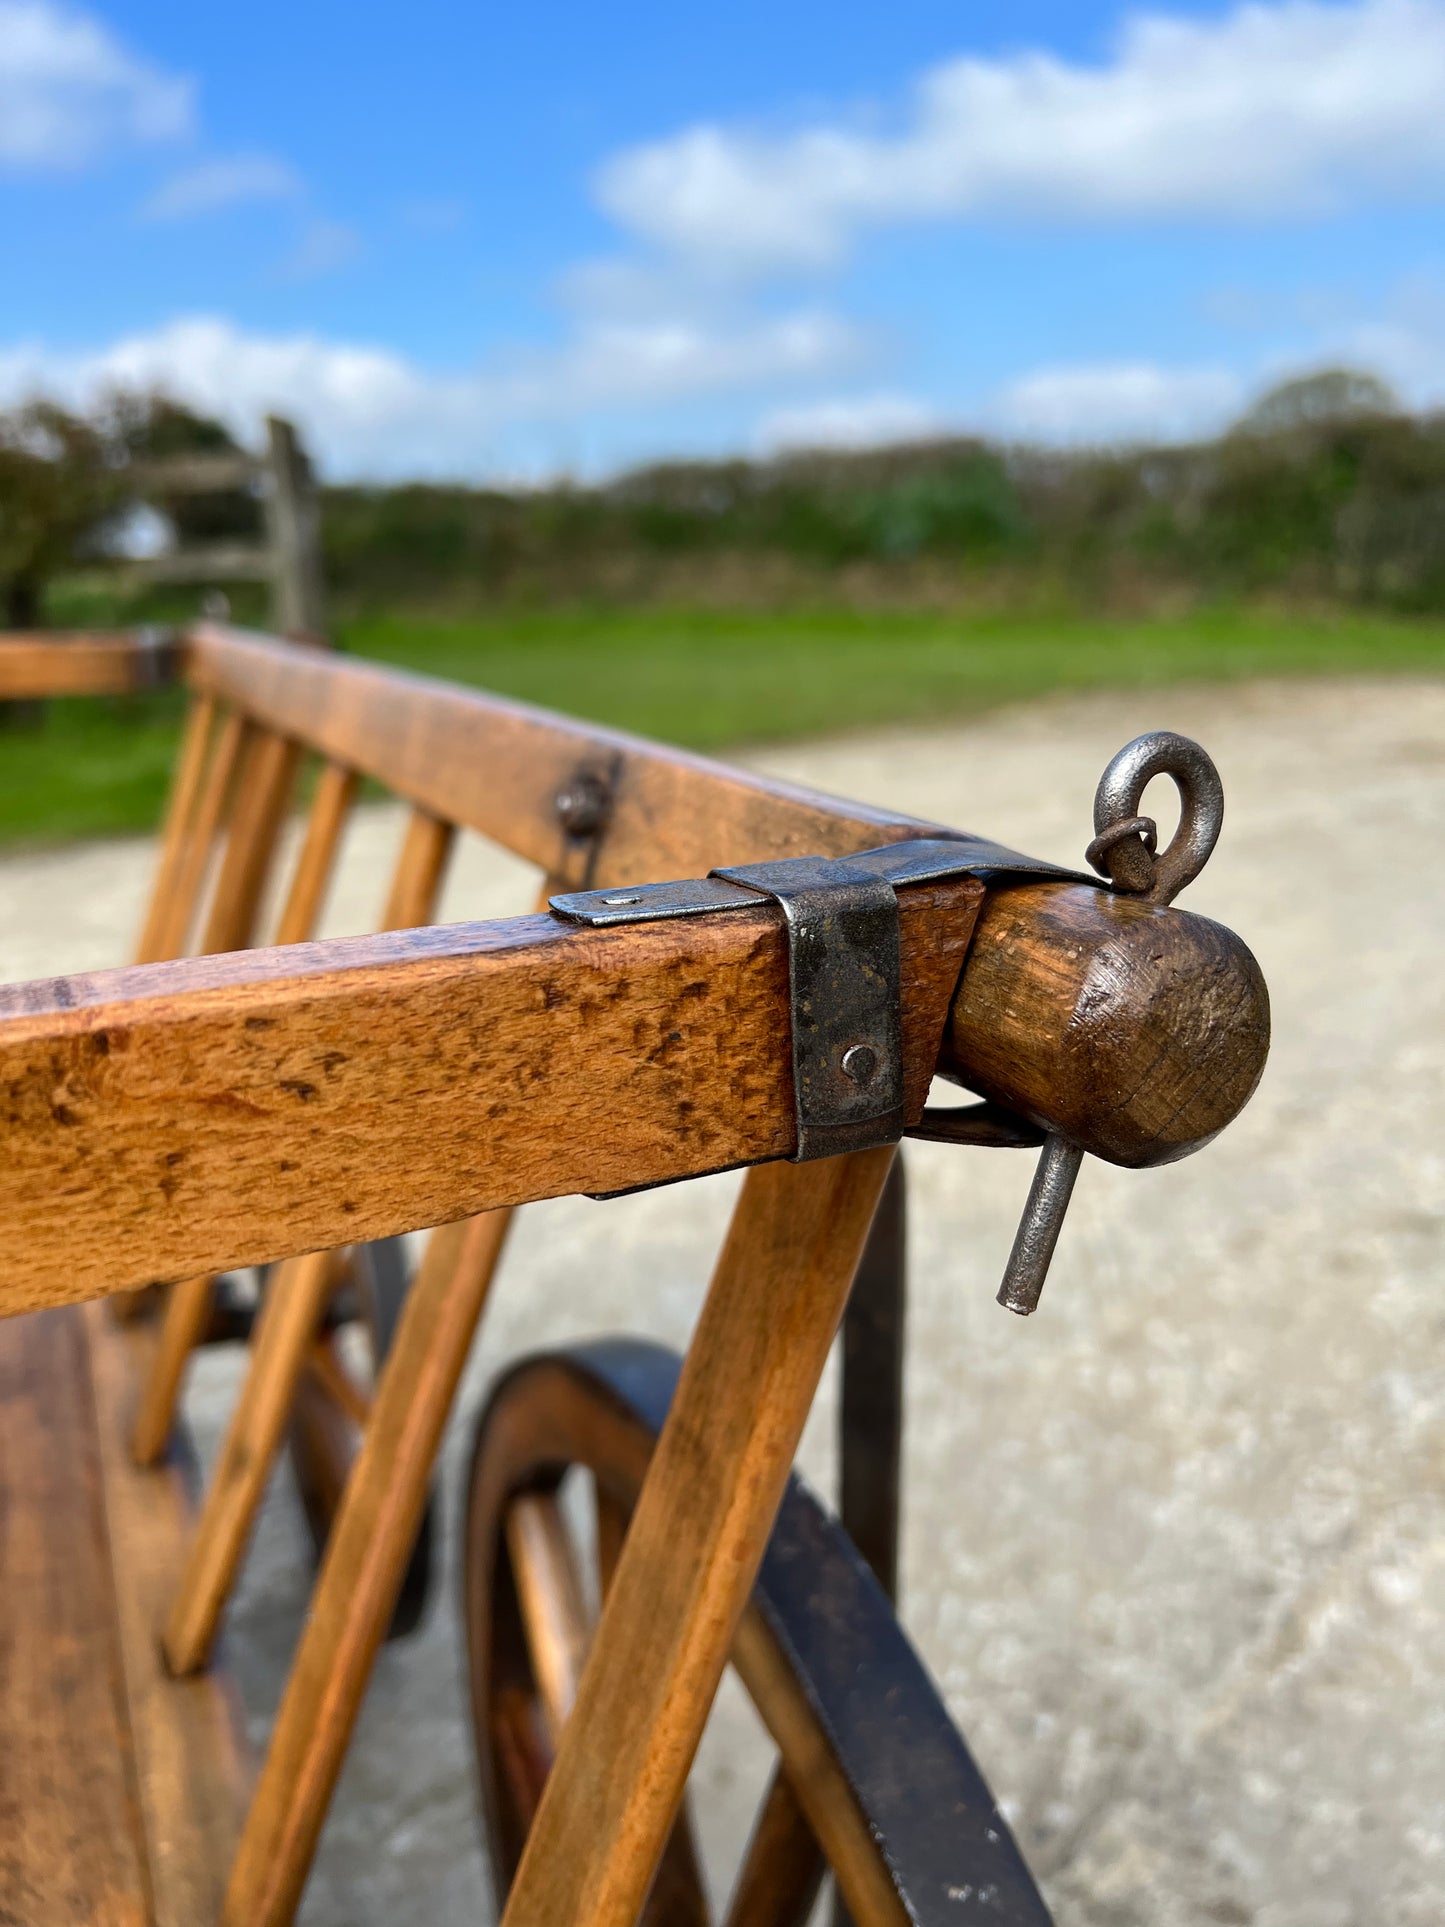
841,1044 -> 878,1086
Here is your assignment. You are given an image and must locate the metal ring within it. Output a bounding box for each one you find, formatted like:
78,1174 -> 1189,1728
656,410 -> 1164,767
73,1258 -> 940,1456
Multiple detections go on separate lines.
1091,731 -> 1224,904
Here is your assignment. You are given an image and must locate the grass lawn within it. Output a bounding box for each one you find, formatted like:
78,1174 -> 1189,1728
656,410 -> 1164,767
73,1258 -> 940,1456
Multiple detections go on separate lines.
4,602 -> 1443,846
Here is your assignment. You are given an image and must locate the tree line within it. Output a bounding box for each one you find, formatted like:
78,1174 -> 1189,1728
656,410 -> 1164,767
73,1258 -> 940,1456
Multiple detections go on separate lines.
5,370 -> 1445,622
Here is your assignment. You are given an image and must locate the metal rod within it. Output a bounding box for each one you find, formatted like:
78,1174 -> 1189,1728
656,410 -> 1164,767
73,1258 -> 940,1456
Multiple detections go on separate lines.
997,1134 -> 1084,1316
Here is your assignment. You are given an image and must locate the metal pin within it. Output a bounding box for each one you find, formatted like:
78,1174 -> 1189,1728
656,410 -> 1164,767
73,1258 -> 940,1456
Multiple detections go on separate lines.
997,1133 -> 1084,1316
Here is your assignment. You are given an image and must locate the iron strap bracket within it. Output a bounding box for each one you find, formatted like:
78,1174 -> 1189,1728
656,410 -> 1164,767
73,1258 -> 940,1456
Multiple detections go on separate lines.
550,835 -> 1085,1163
131,625 -> 179,692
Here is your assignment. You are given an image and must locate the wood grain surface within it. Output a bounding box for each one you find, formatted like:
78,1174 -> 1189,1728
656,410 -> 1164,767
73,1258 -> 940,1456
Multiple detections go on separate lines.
221,1208 -> 515,1925
500,1148 -> 896,1927
85,1302 -> 250,1925
0,632 -> 166,699
0,877 -> 978,1314
0,1306 -> 150,1926
185,623 -> 952,887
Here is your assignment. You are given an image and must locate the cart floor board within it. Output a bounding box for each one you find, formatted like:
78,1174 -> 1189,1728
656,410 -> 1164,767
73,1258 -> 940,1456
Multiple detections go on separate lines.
0,1300 -> 250,1926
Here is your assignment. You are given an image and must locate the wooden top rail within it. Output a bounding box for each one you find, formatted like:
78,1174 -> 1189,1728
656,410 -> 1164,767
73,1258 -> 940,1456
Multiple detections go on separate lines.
183,623 -> 949,885
0,629 -> 175,699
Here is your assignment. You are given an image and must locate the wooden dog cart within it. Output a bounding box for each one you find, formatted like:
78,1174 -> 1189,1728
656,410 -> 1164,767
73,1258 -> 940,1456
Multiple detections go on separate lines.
0,625 -> 1269,1924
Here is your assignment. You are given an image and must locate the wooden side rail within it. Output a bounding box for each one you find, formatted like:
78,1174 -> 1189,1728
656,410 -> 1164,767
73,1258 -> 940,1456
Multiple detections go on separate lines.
0,876 -> 981,1314
0,870 -> 1267,1318
0,629 -> 176,698
184,623 -> 947,886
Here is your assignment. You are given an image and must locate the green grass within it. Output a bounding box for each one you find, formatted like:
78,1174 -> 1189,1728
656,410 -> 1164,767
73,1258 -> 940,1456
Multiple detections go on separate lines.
5,602 -> 1444,846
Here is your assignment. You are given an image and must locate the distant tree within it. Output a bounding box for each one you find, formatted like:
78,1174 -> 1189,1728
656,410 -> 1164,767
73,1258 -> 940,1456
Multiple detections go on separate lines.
1234,368 -> 1400,437
0,400 -> 117,626
105,391 -> 261,547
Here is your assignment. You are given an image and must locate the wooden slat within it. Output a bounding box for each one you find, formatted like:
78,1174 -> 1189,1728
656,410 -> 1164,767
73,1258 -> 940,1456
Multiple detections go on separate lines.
162,1249 -> 339,1676
0,1306 -> 152,1926
0,879 -> 978,1315
131,756 -> 357,1457
85,1301 -> 250,1926
132,545 -> 274,584
185,624 -> 951,886
148,709 -> 249,962
198,730 -> 301,955
130,1272 -> 215,1467
273,761 -> 357,946
135,694 -> 220,965
380,807 -> 455,932
127,454 -> 261,494
221,1208 -> 515,1924
304,1338 -> 371,1428
501,1148 -> 897,1927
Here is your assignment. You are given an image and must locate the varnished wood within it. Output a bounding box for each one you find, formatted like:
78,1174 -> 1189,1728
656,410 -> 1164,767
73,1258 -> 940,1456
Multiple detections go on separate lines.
131,758 -> 359,1456
729,1606 -> 909,1927
723,1773 -> 824,1927
594,1481 -> 629,1598
946,880 -> 1272,1168
274,761 -> 357,945
130,1272 -> 216,1467
222,1207 -> 515,1925
304,1336 -> 371,1428
380,806 -> 455,932
0,879 -> 976,1315
185,623 -> 953,888
198,729 -> 301,955
162,1248 -> 338,1674
149,708 -> 249,962
0,1306 -> 152,1925
501,1148 -> 896,1927
0,630 -> 169,699
134,694 -> 219,965
85,1302 -> 249,1925
507,1493 -> 592,1735
158,792 -> 466,1668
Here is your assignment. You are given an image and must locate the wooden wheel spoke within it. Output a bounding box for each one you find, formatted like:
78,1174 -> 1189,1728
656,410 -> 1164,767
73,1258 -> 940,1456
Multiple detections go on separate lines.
303,1337 -> 371,1430
594,1477 -> 629,1603
723,1769 -> 824,1927
506,1492 -> 593,1739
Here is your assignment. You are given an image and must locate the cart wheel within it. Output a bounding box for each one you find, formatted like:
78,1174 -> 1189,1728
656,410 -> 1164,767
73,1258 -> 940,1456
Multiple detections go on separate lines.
463,1337 -> 1053,1927
287,1235 -> 434,1640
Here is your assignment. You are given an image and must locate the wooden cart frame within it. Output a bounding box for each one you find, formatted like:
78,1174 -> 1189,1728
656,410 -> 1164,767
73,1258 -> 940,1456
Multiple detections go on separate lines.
0,624 -> 1269,1925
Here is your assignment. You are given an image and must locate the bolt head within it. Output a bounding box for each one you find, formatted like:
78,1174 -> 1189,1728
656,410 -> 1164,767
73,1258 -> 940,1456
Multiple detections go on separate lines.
556,772 -> 610,837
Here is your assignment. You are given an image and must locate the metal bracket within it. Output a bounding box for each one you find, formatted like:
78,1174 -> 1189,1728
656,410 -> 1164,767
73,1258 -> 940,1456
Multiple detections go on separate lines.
715,856 -> 901,1161
132,625 -> 178,692
552,834 -> 1083,1164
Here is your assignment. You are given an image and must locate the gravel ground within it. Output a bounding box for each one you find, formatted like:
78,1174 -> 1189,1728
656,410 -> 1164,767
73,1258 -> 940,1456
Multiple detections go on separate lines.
2,676 -> 1442,1926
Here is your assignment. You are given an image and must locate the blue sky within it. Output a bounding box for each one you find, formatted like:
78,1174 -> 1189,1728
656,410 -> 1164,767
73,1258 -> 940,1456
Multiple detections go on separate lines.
4,0 -> 1445,477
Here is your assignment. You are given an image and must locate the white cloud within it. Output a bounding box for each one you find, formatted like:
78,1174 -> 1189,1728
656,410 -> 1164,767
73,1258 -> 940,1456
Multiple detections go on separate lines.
0,0 -> 191,172
990,362 -> 1245,443
274,218 -> 364,283
757,392 -> 943,452
140,152 -> 300,220
598,0 -> 1445,273
0,310 -> 863,476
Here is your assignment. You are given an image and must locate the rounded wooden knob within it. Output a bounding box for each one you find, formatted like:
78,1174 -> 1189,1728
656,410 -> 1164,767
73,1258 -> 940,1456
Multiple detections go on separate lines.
945,882 -> 1270,1169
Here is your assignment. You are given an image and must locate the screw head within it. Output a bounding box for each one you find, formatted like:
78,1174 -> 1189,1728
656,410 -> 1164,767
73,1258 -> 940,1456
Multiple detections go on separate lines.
841,1043 -> 878,1086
